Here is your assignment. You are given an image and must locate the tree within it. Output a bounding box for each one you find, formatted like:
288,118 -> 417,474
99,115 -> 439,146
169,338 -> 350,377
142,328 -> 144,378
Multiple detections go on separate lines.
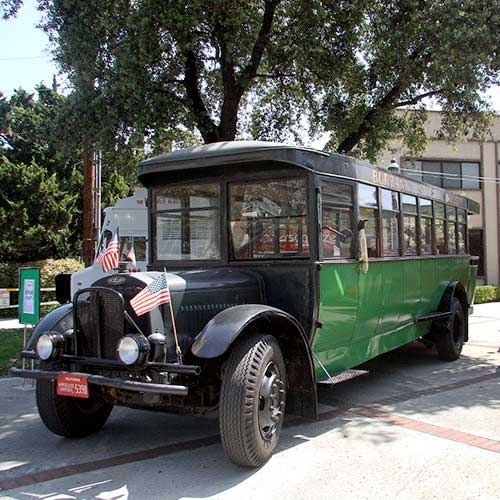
0,86 -> 138,261
2,0 -> 498,163
0,155 -> 77,261
309,0 -> 500,160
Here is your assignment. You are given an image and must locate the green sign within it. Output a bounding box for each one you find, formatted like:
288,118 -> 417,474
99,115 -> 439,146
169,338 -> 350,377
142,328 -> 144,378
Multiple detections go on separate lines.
19,267 -> 40,325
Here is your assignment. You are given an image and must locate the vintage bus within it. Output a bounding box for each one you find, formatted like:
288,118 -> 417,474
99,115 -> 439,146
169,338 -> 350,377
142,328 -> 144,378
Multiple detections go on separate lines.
14,141 -> 478,467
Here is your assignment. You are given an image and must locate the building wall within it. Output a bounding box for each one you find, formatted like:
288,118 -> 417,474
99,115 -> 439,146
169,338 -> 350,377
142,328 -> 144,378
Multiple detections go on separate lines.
378,111 -> 500,285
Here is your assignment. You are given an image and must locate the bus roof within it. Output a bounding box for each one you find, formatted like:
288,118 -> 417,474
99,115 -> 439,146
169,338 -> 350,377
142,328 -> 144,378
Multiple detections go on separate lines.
137,141 -> 479,214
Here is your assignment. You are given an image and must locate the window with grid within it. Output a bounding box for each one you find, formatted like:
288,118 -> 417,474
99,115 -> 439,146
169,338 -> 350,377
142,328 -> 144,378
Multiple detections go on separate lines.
402,194 -> 418,256
419,198 -> 433,255
404,160 -> 480,189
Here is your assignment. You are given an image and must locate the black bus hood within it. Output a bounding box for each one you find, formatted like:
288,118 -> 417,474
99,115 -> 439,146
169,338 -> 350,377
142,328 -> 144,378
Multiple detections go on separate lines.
92,268 -> 264,358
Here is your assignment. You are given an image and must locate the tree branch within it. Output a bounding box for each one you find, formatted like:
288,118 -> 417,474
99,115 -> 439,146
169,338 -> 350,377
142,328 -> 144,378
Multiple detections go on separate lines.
236,0 -> 280,95
182,49 -> 219,143
394,89 -> 443,107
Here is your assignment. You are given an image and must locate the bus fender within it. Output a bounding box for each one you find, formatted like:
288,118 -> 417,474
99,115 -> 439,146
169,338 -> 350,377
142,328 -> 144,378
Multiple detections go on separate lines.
24,303 -> 73,351
435,281 -> 469,342
191,304 -> 318,419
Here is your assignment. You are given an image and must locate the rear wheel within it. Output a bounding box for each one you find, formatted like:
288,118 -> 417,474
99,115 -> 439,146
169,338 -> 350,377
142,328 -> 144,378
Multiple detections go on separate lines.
36,379 -> 113,437
219,334 -> 286,467
435,297 -> 465,361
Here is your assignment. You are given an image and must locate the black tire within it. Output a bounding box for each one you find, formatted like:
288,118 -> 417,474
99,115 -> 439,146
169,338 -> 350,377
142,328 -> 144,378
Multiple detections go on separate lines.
36,379 -> 113,437
435,297 -> 465,361
219,334 -> 286,467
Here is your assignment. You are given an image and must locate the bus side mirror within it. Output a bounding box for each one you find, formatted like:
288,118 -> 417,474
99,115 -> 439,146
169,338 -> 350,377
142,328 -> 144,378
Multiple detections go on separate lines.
357,220 -> 369,274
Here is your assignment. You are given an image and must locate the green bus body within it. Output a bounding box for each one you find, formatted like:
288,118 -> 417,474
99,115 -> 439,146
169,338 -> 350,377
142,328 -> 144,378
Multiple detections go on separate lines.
314,256 -> 474,380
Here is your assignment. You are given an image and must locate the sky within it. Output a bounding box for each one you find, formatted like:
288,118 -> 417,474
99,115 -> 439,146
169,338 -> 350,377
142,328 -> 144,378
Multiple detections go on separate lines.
0,0 -> 499,112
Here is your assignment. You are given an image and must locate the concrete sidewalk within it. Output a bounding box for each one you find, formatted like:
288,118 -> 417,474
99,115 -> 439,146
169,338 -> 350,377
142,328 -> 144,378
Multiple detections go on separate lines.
0,318 -> 32,330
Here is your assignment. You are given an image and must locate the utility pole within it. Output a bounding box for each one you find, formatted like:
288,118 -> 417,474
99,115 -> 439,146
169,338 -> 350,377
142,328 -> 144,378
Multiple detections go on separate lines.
82,142 -> 95,266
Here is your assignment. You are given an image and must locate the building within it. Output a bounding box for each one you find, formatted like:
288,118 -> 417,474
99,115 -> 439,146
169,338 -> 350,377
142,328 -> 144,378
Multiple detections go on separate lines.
379,111 -> 500,285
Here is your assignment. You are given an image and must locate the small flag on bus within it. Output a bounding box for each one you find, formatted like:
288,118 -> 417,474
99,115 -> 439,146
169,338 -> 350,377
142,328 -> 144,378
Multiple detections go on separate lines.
95,243 -> 105,264
102,232 -> 120,272
130,272 -> 171,316
126,244 -> 136,267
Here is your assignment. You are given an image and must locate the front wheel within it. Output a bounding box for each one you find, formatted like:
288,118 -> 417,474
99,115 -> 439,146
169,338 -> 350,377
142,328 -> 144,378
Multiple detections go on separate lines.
219,334 -> 286,467
36,379 -> 113,437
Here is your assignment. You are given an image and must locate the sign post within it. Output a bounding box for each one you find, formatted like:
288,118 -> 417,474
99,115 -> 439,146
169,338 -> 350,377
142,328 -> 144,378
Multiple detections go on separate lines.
19,267 -> 40,371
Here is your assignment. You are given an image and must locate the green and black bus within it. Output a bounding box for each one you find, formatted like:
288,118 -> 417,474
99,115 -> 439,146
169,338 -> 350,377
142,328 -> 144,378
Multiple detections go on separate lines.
14,141 -> 479,467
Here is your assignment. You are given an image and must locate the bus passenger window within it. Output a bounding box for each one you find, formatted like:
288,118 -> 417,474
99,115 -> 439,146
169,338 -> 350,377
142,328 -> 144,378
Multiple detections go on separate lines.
402,195 -> 417,255
457,209 -> 467,253
321,181 -> 354,259
434,202 -> 446,254
359,184 -> 379,258
419,198 -> 433,255
447,206 -> 457,254
381,189 -> 400,256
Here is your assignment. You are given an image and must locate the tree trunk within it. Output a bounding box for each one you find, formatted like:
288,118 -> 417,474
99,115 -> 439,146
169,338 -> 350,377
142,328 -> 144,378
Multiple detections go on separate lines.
82,143 -> 95,266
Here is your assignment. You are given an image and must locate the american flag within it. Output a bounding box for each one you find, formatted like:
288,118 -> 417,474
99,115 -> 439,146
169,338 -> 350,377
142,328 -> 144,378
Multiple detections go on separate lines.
126,244 -> 136,267
102,232 -> 120,272
95,243 -> 105,264
130,272 -> 171,316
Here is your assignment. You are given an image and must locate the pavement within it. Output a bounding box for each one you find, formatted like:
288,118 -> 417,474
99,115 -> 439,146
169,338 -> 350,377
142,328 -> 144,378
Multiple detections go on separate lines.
0,303 -> 498,499
0,320 -> 32,330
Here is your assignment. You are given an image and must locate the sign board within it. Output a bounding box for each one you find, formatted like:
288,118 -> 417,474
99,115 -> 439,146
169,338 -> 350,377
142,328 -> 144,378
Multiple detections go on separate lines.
0,289 -> 9,307
19,267 -> 40,325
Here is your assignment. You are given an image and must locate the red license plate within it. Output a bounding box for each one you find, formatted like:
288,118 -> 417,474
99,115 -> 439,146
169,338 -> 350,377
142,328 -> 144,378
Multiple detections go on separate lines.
56,374 -> 89,399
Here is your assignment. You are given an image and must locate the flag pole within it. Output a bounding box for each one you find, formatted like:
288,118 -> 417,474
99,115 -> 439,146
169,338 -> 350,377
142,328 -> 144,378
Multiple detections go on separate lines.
164,269 -> 182,365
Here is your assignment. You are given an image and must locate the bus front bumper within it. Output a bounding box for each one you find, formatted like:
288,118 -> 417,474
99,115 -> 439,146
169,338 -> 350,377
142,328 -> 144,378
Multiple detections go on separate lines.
9,368 -> 189,396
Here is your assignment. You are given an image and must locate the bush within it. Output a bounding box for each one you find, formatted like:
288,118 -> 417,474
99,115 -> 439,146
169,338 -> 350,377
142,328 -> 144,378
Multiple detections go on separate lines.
0,258 -> 83,319
0,258 -> 83,288
474,285 -> 500,304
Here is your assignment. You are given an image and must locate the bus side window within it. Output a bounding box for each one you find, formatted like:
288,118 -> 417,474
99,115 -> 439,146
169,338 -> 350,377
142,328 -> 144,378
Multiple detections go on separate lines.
358,184 -> 379,258
321,181 -> 354,259
419,198 -> 433,255
402,195 -> 418,255
434,202 -> 446,254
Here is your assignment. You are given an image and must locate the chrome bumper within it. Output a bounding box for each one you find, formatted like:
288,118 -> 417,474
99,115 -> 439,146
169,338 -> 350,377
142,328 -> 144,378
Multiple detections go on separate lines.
9,368 -> 189,396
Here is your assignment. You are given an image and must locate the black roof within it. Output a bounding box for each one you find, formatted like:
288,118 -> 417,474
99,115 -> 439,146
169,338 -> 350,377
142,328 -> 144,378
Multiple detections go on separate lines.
137,141 -> 479,213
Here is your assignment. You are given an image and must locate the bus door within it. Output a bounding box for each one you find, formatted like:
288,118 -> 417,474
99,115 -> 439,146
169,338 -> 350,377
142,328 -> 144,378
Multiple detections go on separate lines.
313,179 -> 359,376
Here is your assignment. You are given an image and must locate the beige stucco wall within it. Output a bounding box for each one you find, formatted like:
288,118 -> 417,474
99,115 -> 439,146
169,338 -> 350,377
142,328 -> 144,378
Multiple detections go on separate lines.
378,111 -> 500,285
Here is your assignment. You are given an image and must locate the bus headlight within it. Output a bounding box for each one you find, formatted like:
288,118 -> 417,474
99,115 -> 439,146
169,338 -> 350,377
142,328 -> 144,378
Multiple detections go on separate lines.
36,332 -> 64,361
117,335 -> 150,366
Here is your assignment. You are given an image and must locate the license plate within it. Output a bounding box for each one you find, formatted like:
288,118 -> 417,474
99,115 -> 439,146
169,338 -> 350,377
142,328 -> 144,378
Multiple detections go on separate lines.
56,374 -> 89,399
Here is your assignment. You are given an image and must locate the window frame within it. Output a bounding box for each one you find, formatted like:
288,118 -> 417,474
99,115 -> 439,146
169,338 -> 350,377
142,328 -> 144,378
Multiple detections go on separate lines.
150,179 -> 224,265
319,177 -> 357,261
227,174 -> 312,262
404,159 -> 480,190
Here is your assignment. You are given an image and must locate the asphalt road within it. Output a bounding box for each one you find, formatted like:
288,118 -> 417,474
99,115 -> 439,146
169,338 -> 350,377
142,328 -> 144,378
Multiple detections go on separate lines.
0,303 -> 499,500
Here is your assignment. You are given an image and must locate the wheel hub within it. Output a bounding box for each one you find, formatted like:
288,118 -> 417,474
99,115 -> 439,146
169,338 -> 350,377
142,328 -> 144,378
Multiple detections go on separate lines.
258,361 -> 285,441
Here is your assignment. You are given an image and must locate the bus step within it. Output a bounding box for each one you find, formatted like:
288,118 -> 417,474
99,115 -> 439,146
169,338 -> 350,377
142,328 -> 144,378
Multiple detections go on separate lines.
318,369 -> 369,385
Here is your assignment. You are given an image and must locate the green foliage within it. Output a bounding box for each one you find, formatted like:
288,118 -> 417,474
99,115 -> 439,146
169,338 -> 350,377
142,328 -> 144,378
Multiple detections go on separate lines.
0,258 -> 83,288
0,156 -> 78,261
474,286 -> 500,305
2,0 -> 499,162
0,328 -> 24,376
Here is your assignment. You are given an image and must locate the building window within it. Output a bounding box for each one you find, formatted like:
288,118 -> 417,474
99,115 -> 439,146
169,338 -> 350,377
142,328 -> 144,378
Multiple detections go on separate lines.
404,160 -> 480,189
469,229 -> 484,277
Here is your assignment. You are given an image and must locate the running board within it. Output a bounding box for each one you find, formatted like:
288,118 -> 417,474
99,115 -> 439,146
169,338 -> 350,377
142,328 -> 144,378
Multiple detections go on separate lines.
318,369 -> 369,385
415,311 -> 452,323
